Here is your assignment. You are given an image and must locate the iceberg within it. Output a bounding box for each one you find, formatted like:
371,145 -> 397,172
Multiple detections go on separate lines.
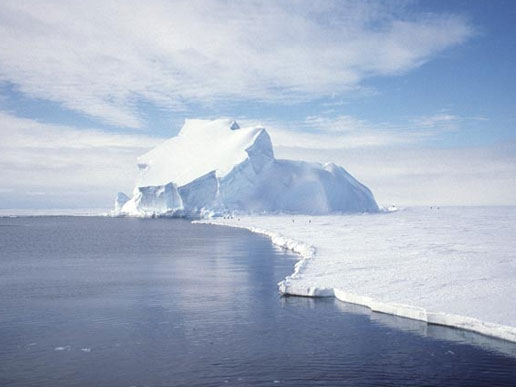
115,118 -> 378,217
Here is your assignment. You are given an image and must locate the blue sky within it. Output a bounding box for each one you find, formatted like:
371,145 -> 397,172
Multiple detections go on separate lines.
0,0 -> 515,209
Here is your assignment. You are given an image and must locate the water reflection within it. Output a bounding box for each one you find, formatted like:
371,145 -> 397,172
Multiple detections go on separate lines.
332,297 -> 516,358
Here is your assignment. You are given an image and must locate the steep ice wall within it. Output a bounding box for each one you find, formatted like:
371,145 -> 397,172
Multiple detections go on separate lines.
114,192 -> 130,212
116,118 -> 379,217
121,183 -> 183,216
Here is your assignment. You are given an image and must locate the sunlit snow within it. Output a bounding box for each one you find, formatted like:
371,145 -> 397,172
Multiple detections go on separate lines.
201,206 -> 516,342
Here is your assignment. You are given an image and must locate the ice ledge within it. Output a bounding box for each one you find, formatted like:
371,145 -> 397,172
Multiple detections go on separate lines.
196,218 -> 516,344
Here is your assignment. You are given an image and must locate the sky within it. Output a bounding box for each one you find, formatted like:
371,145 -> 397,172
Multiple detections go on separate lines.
0,0 -> 515,210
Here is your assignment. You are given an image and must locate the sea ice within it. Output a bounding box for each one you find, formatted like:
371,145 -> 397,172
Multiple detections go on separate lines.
199,206 -> 516,342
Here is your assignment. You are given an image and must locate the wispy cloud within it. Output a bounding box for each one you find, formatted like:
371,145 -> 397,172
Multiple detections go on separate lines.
0,112 -> 160,150
412,112 -> 488,132
265,122 -> 426,150
0,111 -> 161,208
0,1 -> 473,128
276,141 -> 516,206
241,111 -> 457,151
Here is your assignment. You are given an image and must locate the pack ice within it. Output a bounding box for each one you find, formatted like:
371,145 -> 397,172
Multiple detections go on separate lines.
115,119 -> 379,217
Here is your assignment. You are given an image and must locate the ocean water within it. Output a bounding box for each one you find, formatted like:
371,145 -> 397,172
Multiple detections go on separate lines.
0,216 -> 515,386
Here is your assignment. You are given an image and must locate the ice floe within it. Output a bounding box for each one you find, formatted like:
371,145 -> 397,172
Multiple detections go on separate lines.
198,206 -> 516,342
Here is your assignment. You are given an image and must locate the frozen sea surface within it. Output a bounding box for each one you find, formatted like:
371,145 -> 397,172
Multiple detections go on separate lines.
203,207 -> 516,341
1,216 -> 516,386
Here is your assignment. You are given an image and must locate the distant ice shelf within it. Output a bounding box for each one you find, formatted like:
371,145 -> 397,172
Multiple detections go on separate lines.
197,206 -> 516,343
114,118 -> 379,217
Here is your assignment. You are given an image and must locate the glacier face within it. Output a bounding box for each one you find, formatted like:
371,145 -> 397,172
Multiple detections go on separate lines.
115,118 -> 379,217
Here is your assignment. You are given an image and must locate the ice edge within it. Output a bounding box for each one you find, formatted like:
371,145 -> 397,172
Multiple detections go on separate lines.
195,219 -> 516,343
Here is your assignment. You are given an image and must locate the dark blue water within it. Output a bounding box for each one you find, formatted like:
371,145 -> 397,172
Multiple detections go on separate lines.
0,217 -> 515,386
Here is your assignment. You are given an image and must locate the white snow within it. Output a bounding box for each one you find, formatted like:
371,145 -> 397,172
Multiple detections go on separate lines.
198,206 -> 516,342
115,118 -> 378,216
136,119 -> 266,187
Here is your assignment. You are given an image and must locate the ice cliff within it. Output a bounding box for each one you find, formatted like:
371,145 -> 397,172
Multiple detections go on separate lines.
115,118 -> 379,217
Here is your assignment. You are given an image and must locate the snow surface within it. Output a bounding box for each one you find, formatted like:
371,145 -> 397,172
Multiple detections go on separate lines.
198,206 -> 516,342
115,118 -> 378,216
136,119 -> 265,187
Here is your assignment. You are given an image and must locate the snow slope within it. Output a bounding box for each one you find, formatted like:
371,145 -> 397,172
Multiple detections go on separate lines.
116,119 -> 378,216
198,207 -> 516,342
135,119 -> 265,187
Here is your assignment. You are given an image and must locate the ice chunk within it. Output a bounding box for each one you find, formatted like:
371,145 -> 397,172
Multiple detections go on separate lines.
115,192 -> 130,212
121,183 -> 182,216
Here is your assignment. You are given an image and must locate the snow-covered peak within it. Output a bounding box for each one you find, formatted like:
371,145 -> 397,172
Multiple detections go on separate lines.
137,118 -> 273,187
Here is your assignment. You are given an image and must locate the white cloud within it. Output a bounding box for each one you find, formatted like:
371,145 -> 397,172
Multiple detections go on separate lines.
266,124 -> 424,149
413,112 -> 488,132
237,108 -> 495,153
0,111 -> 161,208
275,143 -> 516,206
241,113 -> 441,150
0,0 -> 473,127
